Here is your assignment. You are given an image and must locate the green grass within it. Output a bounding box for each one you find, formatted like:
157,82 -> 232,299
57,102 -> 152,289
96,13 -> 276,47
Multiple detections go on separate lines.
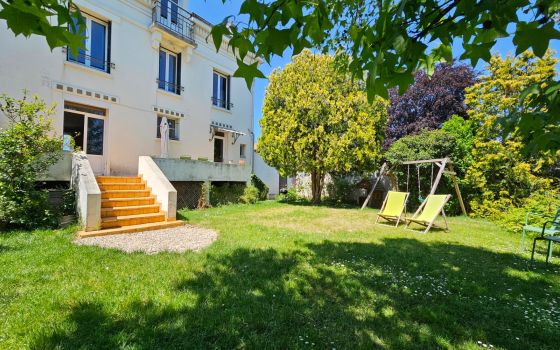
1,201 -> 559,349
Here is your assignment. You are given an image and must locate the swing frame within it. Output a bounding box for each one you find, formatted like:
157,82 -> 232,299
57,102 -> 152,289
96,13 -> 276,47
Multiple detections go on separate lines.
361,158 -> 467,216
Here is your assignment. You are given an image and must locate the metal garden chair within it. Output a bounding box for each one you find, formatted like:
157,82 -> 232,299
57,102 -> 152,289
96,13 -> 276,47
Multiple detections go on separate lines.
521,209 -> 560,255
530,209 -> 560,264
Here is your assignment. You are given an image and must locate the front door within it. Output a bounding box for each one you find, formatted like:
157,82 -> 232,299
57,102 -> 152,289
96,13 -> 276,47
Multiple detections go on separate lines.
214,137 -> 224,163
63,103 -> 107,175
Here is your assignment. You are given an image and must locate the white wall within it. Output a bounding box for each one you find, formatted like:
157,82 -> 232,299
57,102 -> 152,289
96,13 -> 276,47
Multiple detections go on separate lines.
253,153 -> 280,197
0,0 -> 255,176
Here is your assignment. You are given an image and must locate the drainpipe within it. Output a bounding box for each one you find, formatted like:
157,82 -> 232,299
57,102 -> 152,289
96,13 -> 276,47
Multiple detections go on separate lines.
249,129 -> 255,174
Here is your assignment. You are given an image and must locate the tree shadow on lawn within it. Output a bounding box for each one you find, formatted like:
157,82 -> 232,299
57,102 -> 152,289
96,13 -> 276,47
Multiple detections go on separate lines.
32,239 -> 559,349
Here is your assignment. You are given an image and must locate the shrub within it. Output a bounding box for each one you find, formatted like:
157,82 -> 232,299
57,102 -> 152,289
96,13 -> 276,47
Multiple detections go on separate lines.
326,176 -> 355,204
0,92 -> 63,229
240,185 -> 259,204
210,183 -> 245,206
250,174 -> 269,200
276,188 -> 301,203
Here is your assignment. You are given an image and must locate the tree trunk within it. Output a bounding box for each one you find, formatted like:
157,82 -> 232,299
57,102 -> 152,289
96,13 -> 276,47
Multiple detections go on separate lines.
311,170 -> 324,204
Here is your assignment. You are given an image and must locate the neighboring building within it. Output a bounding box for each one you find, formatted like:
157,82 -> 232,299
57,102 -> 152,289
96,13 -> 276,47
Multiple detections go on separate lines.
0,0 -> 256,178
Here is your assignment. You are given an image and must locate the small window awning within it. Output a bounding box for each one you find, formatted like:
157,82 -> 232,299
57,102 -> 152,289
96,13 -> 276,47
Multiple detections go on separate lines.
209,121 -> 246,144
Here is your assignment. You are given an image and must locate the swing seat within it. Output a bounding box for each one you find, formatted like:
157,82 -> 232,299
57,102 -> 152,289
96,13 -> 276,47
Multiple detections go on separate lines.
405,194 -> 451,234
375,191 -> 410,227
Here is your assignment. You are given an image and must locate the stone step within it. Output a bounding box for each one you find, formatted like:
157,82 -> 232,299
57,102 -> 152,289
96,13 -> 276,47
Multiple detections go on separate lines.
101,196 -> 156,208
98,182 -> 146,191
77,220 -> 185,238
101,204 -> 161,218
96,176 -> 142,184
101,189 -> 152,199
100,212 -> 165,229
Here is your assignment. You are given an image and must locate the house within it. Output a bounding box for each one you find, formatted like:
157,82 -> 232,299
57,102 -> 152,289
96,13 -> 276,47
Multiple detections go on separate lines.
0,0 -> 258,234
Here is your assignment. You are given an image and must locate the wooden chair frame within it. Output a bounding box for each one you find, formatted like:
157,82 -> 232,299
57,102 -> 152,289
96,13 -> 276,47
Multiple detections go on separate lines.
375,192 -> 410,227
405,194 -> 451,234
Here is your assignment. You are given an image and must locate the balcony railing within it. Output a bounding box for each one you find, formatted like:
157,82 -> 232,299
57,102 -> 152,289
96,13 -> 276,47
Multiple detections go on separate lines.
152,0 -> 195,45
157,79 -> 184,94
211,96 -> 234,110
63,47 -> 115,73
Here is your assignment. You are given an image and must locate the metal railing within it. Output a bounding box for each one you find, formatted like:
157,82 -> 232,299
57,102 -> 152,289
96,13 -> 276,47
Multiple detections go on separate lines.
157,79 -> 184,94
211,96 -> 234,110
152,0 -> 195,45
63,47 -> 115,72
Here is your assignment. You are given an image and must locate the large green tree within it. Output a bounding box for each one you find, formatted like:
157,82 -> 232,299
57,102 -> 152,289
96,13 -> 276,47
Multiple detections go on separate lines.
464,50 -> 558,216
259,50 -> 387,204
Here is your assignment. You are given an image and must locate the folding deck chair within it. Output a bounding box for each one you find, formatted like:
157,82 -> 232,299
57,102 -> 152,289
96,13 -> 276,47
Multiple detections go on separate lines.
375,191 -> 410,227
405,194 -> 451,234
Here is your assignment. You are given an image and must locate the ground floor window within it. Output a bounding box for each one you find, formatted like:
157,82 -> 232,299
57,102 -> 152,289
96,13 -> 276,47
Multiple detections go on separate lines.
157,116 -> 179,141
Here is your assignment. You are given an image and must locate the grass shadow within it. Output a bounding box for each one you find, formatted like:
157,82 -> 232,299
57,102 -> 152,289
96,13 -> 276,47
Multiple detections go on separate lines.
32,238 -> 559,349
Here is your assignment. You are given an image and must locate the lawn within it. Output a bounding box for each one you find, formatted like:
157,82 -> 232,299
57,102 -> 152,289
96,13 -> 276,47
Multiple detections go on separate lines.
1,201 -> 559,349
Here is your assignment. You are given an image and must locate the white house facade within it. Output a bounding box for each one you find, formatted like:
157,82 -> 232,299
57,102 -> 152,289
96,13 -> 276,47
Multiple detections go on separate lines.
0,0 -> 255,177
0,0 -> 259,234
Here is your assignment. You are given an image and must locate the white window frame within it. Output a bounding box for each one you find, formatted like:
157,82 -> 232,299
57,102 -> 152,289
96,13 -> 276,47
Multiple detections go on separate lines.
159,48 -> 178,93
69,13 -> 109,71
157,115 -> 180,141
212,70 -> 229,109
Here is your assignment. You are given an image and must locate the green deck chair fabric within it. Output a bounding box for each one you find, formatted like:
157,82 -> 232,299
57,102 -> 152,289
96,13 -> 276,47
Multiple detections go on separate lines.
375,191 -> 409,227
406,194 -> 451,233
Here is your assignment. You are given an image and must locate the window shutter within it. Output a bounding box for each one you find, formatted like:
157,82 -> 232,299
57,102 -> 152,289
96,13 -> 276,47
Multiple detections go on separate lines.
226,75 -> 231,110
176,53 -> 182,95
107,21 -> 112,73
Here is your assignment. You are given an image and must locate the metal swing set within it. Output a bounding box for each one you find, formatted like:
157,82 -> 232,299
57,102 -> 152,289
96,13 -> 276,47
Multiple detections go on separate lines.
361,158 -> 467,233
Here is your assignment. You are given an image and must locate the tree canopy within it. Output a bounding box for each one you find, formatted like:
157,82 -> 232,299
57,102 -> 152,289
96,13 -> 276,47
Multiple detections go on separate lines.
258,50 -> 388,203
384,63 -> 476,147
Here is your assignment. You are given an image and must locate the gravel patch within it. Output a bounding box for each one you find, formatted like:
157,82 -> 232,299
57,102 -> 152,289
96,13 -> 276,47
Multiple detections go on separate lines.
75,225 -> 218,254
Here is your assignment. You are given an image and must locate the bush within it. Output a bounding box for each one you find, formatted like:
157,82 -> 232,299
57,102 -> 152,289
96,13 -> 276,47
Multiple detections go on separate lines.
326,176 -> 355,204
276,188 -> 302,203
0,92 -> 63,229
210,183 -> 245,206
250,174 -> 269,200
240,185 -> 259,204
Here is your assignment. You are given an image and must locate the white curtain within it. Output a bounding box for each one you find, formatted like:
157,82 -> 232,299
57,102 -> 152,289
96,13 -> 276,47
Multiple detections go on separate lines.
160,117 -> 169,158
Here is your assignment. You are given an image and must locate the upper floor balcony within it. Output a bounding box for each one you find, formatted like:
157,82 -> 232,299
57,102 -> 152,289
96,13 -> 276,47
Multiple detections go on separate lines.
151,0 -> 196,46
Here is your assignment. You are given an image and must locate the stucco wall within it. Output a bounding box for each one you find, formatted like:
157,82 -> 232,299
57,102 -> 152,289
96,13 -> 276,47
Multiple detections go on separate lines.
253,153 -> 280,197
0,0 -> 254,176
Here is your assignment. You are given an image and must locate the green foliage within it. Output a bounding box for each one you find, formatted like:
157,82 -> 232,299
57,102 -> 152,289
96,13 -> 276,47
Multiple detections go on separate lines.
0,0 -> 85,53
464,51 -> 558,220
441,115 -> 476,176
384,130 -> 464,214
0,92 -> 63,229
259,50 -> 387,203
250,174 -> 269,201
326,176 -> 355,204
240,185 -> 259,204
275,188 -> 301,203
210,183 -> 246,206
473,190 -> 560,234
217,0 -> 559,102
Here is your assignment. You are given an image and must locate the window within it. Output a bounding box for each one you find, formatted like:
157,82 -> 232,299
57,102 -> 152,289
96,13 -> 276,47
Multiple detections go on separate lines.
240,144 -> 246,158
212,71 -> 231,109
159,48 -> 181,94
68,13 -> 110,72
157,116 -> 179,141
160,0 -> 179,24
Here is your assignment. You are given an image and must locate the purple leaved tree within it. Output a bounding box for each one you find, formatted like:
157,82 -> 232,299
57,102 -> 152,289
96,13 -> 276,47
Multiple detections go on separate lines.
384,63 -> 477,148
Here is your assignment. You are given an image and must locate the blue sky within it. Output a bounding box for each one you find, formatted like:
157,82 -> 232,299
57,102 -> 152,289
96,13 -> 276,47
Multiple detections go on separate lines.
190,1 -> 560,139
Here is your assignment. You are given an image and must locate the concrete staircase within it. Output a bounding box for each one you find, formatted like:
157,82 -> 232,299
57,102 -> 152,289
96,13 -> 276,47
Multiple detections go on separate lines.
78,176 -> 183,238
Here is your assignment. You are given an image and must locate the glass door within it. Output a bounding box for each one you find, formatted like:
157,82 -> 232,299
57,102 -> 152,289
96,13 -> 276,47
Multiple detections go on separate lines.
214,137 -> 224,163
63,103 -> 107,175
